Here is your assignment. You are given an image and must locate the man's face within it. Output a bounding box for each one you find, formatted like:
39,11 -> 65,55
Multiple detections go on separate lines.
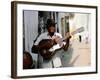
48,26 -> 55,36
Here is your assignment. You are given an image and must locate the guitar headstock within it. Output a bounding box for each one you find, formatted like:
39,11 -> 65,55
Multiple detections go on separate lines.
64,27 -> 84,40
71,27 -> 84,35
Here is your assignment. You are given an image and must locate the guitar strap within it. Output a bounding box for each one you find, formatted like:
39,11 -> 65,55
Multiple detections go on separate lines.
33,34 -> 40,43
31,34 -> 40,53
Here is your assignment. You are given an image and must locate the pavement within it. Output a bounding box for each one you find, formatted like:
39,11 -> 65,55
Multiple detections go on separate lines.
68,39 -> 91,67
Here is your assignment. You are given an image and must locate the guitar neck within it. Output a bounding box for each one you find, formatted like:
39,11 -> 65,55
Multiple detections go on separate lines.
60,27 -> 84,41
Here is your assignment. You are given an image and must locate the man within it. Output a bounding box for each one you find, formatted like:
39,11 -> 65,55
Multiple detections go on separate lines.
32,19 -> 71,68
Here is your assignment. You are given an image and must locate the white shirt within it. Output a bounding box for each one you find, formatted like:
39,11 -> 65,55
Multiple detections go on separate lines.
34,32 -> 62,45
34,32 -> 66,68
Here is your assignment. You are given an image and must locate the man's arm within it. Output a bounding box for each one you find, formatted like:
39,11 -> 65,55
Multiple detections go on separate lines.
53,32 -> 71,51
62,37 -> 71,51
62,32 -> 71,51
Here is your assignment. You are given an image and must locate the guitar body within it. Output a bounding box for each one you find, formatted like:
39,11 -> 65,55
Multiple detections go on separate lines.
38,27 -> 84,60
38,39 -> 55,60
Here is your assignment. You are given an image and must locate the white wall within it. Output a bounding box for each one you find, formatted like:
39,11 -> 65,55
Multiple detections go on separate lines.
0,0 -> 99,80
23,10 -> 38,61
24,10 -> 38,51
58,12 -> 90,42
69,13 -> 91,42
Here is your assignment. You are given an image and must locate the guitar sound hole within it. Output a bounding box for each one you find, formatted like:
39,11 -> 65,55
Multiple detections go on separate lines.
43,50 -> 46,54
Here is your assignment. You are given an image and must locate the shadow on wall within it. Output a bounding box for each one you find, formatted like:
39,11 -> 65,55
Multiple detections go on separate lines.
61,47 -> 74,67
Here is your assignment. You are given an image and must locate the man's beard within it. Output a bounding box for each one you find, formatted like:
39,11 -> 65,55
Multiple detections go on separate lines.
49,32 -> 54,37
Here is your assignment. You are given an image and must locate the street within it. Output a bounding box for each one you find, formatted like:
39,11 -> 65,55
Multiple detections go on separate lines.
68,39 -> 91,67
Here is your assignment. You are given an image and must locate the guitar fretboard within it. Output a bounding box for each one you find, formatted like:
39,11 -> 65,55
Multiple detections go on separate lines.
58,27 -> 84,42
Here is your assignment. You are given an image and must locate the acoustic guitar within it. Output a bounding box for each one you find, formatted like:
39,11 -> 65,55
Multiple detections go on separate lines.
38,27 -> 84,60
